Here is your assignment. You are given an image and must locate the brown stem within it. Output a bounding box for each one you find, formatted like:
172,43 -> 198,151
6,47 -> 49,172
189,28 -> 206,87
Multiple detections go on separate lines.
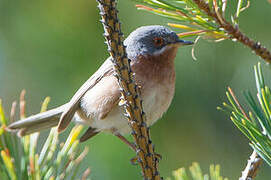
227,87 -> 249,119
239,150 -> 263,180
189,1 -> 267,178
193,0 -> 271,63
97,0 -> 161,179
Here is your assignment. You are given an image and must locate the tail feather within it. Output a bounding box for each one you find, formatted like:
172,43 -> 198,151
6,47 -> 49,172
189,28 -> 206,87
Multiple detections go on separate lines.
17,117 -> 60,136
7,104 -> 67,136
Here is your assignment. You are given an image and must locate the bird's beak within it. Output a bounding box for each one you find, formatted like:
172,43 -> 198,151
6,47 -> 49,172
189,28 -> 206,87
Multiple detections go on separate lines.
175,39 -> 194,46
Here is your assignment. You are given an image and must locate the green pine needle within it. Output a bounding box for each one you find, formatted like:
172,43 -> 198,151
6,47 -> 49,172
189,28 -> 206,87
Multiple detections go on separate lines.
169,163 -> 228,180
135,0 -> 249,41
221,63 -> 271,167
0,92 -> 90,180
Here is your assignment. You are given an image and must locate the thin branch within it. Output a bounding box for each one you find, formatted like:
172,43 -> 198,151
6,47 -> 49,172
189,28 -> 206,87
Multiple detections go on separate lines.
96,0 -> 161,179
239,151 -> 263,180
192,0 -> 271,63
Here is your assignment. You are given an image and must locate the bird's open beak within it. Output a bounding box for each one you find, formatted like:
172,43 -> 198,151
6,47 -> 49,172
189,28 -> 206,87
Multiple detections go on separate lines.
175,39 -> 194,46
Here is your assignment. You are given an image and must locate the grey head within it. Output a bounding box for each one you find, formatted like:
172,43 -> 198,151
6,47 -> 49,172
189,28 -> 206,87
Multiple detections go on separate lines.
124,25 -> 193,60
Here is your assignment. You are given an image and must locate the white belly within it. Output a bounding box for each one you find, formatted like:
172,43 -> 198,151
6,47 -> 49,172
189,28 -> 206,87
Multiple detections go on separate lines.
76,84 -> 174,135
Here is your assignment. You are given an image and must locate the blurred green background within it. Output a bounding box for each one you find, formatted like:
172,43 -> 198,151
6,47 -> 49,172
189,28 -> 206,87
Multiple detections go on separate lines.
0,0 -> 271,179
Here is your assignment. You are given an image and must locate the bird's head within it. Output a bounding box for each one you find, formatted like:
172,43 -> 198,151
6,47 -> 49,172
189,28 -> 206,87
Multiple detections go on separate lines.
124,25 -> 193,60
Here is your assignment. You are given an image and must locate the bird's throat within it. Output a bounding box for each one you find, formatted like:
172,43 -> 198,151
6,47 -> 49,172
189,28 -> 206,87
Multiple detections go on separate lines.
131,46 -> 177,95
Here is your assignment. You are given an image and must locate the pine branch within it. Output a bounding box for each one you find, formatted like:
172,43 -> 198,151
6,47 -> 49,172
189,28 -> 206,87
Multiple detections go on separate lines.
192,0 -> 271,63
136,0 -> 271,63
227,87 -> 263,180
240,151 -> 262,180
96,0 -> 161,179
219,63 -> 271,179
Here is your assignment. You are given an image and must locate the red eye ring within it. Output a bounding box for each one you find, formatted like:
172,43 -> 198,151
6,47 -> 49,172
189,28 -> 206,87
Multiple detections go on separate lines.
153,37 -> 164,47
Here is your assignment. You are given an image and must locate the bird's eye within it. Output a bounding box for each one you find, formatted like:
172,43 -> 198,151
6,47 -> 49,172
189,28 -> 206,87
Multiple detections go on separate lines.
153,37 -> 164,47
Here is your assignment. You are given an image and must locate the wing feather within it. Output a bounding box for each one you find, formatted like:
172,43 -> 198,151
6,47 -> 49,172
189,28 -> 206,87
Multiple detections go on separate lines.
57,58 -> 114,132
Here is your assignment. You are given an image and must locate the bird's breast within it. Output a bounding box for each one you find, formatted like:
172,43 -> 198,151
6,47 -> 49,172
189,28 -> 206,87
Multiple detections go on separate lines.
141,82 -> 175,127
77,50 -> 177,135
132,54 -> 176,127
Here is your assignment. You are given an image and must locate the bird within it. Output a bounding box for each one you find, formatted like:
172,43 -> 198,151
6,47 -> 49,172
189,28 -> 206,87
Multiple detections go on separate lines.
7,25 -> 193,146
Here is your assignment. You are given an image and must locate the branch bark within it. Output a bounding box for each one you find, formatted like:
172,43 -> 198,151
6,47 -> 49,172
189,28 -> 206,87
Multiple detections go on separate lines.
239,150 -> 263,180
96,0 -> 161,179
193,0 -> 271,63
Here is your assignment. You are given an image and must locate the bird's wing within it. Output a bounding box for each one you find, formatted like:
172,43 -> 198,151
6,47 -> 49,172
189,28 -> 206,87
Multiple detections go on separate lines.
78,74 -> 121,121
57,58 -> 114,132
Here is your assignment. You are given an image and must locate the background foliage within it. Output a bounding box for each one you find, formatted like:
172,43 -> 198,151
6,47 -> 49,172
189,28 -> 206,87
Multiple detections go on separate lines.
0,94 -> 90,179
0,0 -> 271,179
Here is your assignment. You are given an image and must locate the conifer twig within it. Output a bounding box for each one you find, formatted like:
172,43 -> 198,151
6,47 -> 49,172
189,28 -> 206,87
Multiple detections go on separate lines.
189,1 -> 268,179
227,87 -> 263,180
239,151 -> 263,180
96,0 -> 161,179
192,0 -> 271,63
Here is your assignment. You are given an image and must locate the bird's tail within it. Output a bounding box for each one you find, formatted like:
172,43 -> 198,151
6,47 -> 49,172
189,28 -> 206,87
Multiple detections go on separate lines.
7,104 -> 68,136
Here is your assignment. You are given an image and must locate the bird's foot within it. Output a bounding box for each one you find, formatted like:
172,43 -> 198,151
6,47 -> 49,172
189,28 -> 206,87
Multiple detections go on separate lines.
114,133 -> 162,165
